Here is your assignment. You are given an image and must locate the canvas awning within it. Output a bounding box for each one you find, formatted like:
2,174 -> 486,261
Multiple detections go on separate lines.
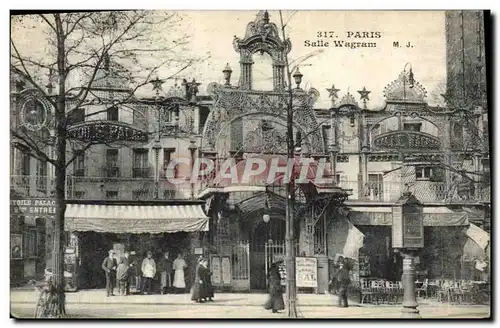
347,206 -> 471,226
65,204 -> 209,234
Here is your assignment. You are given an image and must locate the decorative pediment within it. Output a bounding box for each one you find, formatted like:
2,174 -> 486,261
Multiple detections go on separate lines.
338,92 -> 359,107
383,71 -> 427,103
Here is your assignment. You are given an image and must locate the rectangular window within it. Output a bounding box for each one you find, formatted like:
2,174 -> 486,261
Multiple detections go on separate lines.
366,124 -> 380,146
199,106 -> 209,133
132,190 -> 149,200
403,123 -> 422,132
107,106 -> 119,121
106,149 -> 120,177
106,190 -> 118,199
322,125 -> 332,151
367,174 -> 384,200
24,229 -> 37,259
133,149 -> 149,178
163,148 -> 176,178
73,150 -> 85,177
22,152 -> 31,176
415,166 -> 432,180
36,159 -> 48,192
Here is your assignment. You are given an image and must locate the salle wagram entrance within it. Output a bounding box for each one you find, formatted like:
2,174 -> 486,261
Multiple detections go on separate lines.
250,217 -> 286,291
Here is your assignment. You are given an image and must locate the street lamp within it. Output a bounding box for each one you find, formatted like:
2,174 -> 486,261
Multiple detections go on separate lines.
188,138 -> 198,199
293,67 -> 303,90
223,63 -> 233,86
403,63 -> 415,101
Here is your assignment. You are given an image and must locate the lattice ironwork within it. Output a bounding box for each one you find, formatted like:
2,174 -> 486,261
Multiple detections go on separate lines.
373,130 -> 441,151
67,121 -> 149,143
383,70 -> 427,103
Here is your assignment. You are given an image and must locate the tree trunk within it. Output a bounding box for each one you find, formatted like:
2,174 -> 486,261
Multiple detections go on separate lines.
52,13 -> 67,317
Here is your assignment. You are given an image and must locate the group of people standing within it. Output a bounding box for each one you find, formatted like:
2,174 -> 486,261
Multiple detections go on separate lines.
102,250 -> 188,296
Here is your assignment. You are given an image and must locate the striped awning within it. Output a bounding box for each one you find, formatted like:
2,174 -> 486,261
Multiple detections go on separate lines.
65,204 -> 209,234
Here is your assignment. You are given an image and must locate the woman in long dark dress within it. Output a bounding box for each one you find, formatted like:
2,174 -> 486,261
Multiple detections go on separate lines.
191,257 -> 205,303
264,261 -> 285,313
200,259 -> 214,302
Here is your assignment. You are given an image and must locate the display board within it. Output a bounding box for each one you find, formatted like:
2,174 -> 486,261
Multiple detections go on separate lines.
296,257 -> 318,288
211,256 -> 222,285
221,256 -> 232,285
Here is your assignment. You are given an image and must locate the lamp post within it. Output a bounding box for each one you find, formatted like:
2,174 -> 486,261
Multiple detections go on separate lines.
188,138 -> 198,199
223,63 -> 233,86
403,63 -> 415,101
151,75 -> 164,200
293,67 -> 303,90
392,191 -> 423,318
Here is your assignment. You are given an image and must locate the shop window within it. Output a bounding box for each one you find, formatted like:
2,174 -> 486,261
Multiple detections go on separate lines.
24,228 -> 38,259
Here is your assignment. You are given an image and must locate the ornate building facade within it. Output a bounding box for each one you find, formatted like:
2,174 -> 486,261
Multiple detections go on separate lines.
10,10 -> 490,290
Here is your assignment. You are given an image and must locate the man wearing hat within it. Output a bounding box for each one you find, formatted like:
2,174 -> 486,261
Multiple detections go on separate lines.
102,250 -> 118,297
336,258 -> 351,308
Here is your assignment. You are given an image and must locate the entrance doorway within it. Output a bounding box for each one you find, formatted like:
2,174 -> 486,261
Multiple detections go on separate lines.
250,217 -> 286,291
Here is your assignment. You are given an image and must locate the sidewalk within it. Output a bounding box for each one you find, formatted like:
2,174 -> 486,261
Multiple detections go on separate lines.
10,289 -> 491,319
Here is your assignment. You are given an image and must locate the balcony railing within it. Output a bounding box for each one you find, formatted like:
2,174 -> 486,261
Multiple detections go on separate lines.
336,180 -> 489,204
10,175 -> 489,204
11,175 -> 196,201
66,176 -> 196,201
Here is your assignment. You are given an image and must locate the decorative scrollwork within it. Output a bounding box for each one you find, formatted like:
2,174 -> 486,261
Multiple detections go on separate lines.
384,70 -> 427,102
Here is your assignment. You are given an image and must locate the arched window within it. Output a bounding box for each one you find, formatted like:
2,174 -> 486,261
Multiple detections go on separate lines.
251,52 -> 274,91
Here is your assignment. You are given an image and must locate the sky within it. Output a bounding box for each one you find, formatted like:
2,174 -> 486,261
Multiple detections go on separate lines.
176,10 -> 447,109
10,10 -> 447,109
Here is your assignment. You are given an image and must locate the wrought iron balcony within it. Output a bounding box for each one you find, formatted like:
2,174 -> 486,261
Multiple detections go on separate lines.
336,180 -> 489,204
11,175 -> 55,197
11,175 -> 196,201
66,176 -> 195,201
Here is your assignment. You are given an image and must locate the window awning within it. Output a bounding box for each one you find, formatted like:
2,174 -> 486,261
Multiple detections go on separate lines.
65,204 -> 209,234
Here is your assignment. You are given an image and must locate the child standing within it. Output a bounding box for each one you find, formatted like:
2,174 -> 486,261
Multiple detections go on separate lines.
116,257 -> 129,296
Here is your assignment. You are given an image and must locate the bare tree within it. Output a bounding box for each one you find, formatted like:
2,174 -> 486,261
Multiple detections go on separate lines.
10,11 -> 205,317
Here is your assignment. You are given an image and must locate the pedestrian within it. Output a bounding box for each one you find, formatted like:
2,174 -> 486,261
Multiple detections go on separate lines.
116,257 -> 129,296
172,253 -> 187,293
101,250 -> 117,297
158,251 -> 173,295
141,251 -> 156,295
336,259 -> 351,308
264,261 -> 285,313
191,256 -> 205,303
200,258 -> 214,302
121,251 -> 132,295
128,251 -> 140,294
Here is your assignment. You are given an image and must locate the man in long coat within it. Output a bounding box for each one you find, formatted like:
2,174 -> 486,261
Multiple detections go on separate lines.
264,261 -> 285,313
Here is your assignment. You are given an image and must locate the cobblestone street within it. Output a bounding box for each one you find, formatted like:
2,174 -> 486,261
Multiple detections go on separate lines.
10,289 -> 490,319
